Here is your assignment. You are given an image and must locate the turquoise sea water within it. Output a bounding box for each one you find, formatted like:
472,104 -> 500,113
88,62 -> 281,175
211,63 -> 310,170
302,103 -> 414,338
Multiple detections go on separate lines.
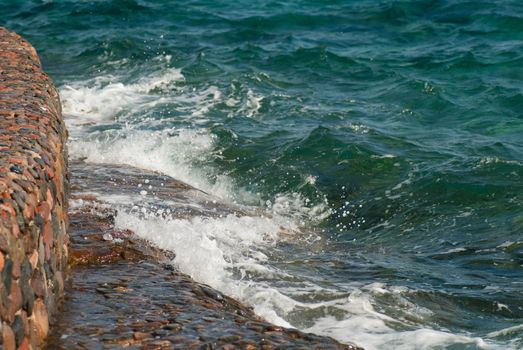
3,1 -> 523,349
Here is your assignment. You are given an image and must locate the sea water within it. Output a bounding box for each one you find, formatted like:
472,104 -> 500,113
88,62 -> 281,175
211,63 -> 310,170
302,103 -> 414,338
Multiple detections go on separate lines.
2,1 -> 523,349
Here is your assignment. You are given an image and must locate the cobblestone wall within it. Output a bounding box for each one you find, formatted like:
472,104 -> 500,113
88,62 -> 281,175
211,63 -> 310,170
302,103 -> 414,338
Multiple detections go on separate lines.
0,27 -> 68,349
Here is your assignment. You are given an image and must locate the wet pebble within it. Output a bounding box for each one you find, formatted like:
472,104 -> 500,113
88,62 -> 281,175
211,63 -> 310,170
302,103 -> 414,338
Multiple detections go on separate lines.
133,331 -> 152,341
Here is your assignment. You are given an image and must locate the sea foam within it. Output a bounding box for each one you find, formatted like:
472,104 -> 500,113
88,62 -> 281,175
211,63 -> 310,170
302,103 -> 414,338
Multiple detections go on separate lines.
60,61 -> 513,350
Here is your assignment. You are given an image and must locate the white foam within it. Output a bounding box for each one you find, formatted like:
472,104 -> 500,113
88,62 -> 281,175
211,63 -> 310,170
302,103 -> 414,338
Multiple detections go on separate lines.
238,89 -> 263,118
109,199 -> 509,350
478,157 -> 521,167
61,62 -> 514,350
68,127 -> 240,200
298,285 -> 500,350
487,324 -> 523,338
60,68 -> 185,129
346,123 -> 370,134
60,64 -> 277,204
113,209 -> 300,328
306,315 -> 490,350
439,247 -> 467,254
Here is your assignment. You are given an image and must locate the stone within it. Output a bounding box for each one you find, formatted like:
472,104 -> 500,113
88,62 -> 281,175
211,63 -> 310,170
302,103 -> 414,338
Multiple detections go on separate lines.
11,256 -> 20,279
16,337 -> 30,350
31,299 -> 48,340
54,271 -> 64,295
22,226 -> 37,253
0,234 -> 8,253
28,251 -> 37,270
7,280 -> 22,323
150,340 -> 172,347
2,259 -> 13,293
30,270 -> 45,298
163,323 -> 182,332
42,222 -> 52,260
9,165 -> 22,175
11,315 -> 24,347
133,331 -> 152,341
18,310 -> 29,338
264,325 -> 283,332
2,322 -> 15,350
218,335 -> 241,343
21,274 -> 34,314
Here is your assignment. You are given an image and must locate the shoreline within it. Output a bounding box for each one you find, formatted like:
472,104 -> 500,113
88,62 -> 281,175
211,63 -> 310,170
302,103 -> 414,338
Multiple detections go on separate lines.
48,160 -> 362,349
0,28 -> 362,350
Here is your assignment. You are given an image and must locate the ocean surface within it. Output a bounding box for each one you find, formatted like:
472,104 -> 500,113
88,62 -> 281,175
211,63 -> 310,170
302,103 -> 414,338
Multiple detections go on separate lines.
3,1 -> 523,349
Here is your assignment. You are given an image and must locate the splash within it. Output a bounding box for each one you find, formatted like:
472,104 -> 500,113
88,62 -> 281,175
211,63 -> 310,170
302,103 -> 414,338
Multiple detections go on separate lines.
60,58 -> 514,349
60,67 -> 185,129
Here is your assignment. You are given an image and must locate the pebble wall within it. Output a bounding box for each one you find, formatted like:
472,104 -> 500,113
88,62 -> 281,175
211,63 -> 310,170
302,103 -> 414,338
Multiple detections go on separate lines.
0,27 -> 69,349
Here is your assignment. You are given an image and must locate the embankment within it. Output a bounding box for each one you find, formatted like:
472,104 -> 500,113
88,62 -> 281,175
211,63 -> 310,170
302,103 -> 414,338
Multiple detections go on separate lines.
0,27 -> 68,349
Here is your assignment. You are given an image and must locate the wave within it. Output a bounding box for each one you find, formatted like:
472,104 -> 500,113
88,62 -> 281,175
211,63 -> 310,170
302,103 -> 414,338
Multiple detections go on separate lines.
105,194 -> 503,350
57,37 -> 523,348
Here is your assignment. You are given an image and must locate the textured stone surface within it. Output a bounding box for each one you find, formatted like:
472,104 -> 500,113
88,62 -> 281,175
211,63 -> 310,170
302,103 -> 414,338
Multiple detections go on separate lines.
0,27 -> 69,348
47,162 -> 363,350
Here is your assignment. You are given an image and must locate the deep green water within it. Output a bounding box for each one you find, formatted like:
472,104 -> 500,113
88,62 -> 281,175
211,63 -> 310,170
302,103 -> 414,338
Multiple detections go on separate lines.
3,1 -> 523,349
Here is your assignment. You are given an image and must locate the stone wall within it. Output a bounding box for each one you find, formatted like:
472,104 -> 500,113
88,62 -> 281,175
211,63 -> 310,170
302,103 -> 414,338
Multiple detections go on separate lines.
0,27 -> 68,349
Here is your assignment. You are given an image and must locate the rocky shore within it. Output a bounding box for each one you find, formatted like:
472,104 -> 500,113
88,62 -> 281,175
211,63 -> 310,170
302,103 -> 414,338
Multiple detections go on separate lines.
0,27 -> 363,350
47,161 -> 362,349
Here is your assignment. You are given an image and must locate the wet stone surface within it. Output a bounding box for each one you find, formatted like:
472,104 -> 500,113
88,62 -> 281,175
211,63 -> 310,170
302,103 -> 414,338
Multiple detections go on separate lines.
69,160 -> 250,220
48,162 -> 362,349
49,261 -> 361,350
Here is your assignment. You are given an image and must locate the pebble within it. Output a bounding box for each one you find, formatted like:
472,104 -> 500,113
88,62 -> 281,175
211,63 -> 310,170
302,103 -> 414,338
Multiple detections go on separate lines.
133,331 -> 152,341
7,281 -> 22,323
32,299 -> 49,339
2,322 -> 16,350
11,315 -> 24,347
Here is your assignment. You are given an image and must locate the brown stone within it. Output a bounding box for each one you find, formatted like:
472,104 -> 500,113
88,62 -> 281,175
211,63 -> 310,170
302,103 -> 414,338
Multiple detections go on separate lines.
149,340 -> 172,347
28,251 -> 37,270
31,299 -> 48,340
54,271 -> 64,295
0,233 -> 8,253
2,322 -> 16,350
131,321 -> 147,330
42,221 -> 52,260
133,332 -> 152,341
7,280 -> 22,323
144,321 -> 164,331
264,325 -> 283,332
30,270 -> 45,298
261,345 -> 275,350
36,202 -> 50,222
18,310 -> 29,338
11,257 -> 21,279
16,337 -> 30,350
